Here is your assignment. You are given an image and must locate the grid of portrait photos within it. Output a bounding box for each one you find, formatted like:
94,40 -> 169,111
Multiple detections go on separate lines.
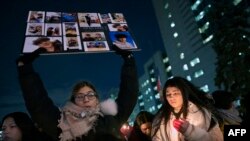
23,11 -> 139,54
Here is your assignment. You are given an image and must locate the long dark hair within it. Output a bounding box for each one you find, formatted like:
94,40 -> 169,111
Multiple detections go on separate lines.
135,111 -> 154,128
129,111 -> 154,141
1,112 -> 42,141
152,76 -> 217,137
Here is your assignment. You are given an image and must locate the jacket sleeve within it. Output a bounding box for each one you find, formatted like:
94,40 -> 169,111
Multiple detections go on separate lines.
183,122 -> 224,141
18,64 -> 61,140
115,55 -> 139,124
152,128 -> 164,141
151,116 -> 166,141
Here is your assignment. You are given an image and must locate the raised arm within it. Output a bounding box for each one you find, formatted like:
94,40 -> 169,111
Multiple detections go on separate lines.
112,45 -> 139,123
17,48 -> 61,140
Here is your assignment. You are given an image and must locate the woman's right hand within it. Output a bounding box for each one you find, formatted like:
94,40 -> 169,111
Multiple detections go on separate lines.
16,48 -> 46,66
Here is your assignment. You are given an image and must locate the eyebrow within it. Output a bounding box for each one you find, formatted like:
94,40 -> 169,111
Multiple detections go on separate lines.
167,90 -> 179,93
77,91 -> 94,94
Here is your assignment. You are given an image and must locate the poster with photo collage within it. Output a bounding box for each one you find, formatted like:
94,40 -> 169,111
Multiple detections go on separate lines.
22,11 -> 139,55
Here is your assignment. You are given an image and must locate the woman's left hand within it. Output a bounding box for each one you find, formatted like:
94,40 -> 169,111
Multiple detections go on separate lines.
173,118 -> 189,133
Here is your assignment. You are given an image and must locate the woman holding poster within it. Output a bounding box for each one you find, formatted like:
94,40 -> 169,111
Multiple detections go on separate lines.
16,45 -> 138,141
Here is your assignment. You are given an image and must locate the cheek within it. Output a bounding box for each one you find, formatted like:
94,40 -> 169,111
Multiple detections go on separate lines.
177,97 -> 183,104
92,99 -> 99,106
12,128 -> 23,140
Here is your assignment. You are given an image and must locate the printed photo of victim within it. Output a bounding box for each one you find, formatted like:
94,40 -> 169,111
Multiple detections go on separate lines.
63,22 -> 79,37
45,23 -> 62,36
82,32 -> 109,52
45,12 -> 61,23
110,13 -> 126,23
23,37 -> 63,54
98,13 -> 112,23
83,41 -> 109,52
63,36 -> 82,51
108,23 -> 128,32
78,13 -> 101,27
110,32 -> 137,50
82,32 -> 106,41
62,12 -> 77,22
27,11 -> 45,23
26,23 -> 44,36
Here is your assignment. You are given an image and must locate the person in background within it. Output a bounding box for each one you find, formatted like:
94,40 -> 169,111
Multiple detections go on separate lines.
211,90 -> 242,133
151,76 -> 223,141
1,112 -> 53,141
128,111 -> 154,141
16,45 -> 139,141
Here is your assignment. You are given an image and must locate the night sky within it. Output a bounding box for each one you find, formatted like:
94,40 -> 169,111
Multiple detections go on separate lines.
0,0 -> 165,120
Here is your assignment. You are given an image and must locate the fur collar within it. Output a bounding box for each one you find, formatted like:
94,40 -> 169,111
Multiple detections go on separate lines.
100,98 -> 118,116
57,99 -> 118,141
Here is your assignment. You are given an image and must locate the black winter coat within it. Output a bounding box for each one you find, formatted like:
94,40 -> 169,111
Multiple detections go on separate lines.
18,57 -> 139,141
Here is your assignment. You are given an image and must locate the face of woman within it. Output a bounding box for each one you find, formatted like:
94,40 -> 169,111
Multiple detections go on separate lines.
165,86 -> 183,113
140,122 -> 152,137
2,117 -> 22,141
74,86 -> 99,109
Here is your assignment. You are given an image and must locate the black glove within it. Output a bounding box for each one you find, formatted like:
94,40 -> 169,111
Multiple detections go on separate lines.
16,48 -> 46,65
112,45 -> 133,59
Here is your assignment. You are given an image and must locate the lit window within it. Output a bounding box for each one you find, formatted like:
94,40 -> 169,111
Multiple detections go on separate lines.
180,53 -> 184,59
199,22 -> 209,33
138,95 -> 143,99
164,3 -> 169,9
200,85 -> 209,92
157,104 -> 162,109
166,66 -> 172,72
186,75 -> 192,81
149,69 -> 154,74
190,57 -> 200,67
183,64 -> 188,71
195,11 -> 204,21
163,57 -> 169,63
148,88 -> 151,92
168,13 -> 172,18
177,42 -> 181,47
203,35 -> 213,44
194,70 -> 204,78
173,32 -> 178,38
154,86 -> 157,91
170,22 -> 175,27
191,0 -> 202,10
152,106 -> 156,111
151,77 -> 156,83
139,102 -> 144,106
233,0 -> 242,5
155,93 -> 160,99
